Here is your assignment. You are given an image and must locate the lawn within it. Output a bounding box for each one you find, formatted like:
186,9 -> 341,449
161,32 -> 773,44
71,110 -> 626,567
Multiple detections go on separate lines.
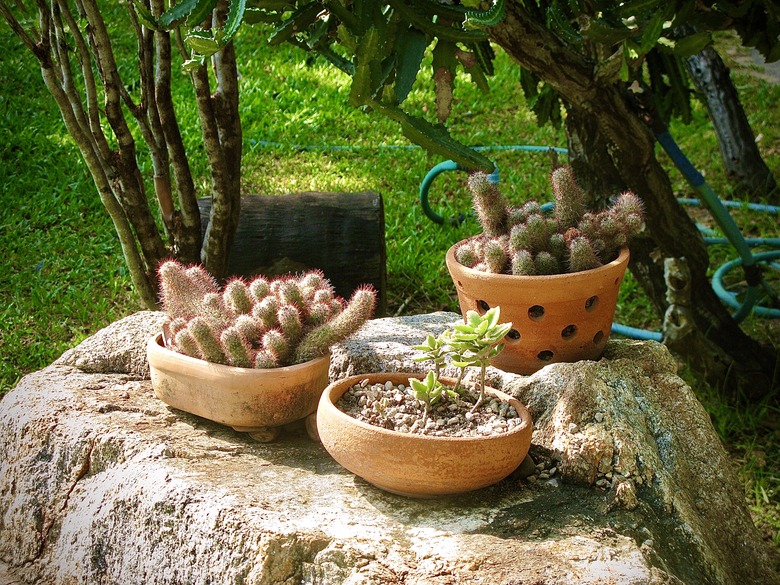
0,14 -> 778,561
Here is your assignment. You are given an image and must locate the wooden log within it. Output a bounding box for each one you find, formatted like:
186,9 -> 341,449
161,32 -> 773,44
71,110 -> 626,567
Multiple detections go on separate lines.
198,192 -> 387,315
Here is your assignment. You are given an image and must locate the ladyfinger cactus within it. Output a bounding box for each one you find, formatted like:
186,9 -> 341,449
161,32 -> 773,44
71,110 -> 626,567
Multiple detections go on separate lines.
157,260 -> 377,367
462,166 -> 644,275
467,172 -> 509,237
293,286 -> 377,364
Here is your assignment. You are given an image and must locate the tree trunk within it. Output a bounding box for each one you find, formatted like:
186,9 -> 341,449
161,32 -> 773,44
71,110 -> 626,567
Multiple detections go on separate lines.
489,5 -> 778,402
686,46 -> 778,200
1,0 -> 245,308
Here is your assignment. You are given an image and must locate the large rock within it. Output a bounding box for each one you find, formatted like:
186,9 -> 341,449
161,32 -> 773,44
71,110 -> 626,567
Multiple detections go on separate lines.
0,311 -> 776,585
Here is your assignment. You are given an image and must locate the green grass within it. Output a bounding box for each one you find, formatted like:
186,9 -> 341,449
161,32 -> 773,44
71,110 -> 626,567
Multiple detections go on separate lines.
0,30 -> 137,393
1,15 -> 779,563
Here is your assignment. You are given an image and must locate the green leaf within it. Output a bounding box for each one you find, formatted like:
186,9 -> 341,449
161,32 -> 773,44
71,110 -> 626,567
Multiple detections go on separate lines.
432,39 -> 459,75
581,17 -> 633,46
668,31 -> 713,58
546,2 -> 581,45
489,344 -> 505,358
471,40 -> 496,77
185,30 -> 222,56
304,15 -> 331,49
488,325 -> 512,343
386,0 -> 488,43
268,2 -> 321,46
132,0 -> 159,30
158,0 -> 203,28
182,57 -> 206,72
393,28 -> 428,104
185,0 -> 218,27
638,12 -> 666,55
519,68 -> 540,101
223,0 -> 248,40
323,0 -> 360,31
316,45 -> 355,75
372,103 -> 494,171
255,0 -> 294,9
485,307 -> 500,327
410,377 -> 428,394
243,9 -> 281,25
349,26 -> 382,107
464,0 -> 506,29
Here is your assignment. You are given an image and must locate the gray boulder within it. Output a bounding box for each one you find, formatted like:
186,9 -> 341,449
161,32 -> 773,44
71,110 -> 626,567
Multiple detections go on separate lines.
0,311 -> 775,584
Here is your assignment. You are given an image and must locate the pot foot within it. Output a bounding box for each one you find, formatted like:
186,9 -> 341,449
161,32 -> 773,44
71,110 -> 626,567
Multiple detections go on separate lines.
305,413 -> 320,442
235,426 -> 282,442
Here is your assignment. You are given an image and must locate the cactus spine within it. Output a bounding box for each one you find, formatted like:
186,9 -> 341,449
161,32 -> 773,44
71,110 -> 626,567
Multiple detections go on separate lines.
293,287 -> 377,364
467,172 -> 509,237
158,261 -> 377,367
457,166 -> 644,275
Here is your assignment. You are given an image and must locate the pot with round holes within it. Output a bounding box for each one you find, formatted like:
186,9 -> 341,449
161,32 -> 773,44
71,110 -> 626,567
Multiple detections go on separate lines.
446,241 -> 630,375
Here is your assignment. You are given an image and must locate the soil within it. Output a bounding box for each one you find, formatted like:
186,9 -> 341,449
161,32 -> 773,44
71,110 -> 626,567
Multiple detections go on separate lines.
335,378 -> 523,438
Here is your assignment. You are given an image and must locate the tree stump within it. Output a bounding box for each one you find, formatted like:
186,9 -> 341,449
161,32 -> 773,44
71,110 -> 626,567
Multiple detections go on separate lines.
199,191 -> 387,315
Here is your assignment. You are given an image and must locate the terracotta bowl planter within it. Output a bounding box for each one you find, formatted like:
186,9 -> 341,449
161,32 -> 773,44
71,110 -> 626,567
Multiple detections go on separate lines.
147,333 -> 330,440
446,242 -> 630,375
316,372 -> 533,498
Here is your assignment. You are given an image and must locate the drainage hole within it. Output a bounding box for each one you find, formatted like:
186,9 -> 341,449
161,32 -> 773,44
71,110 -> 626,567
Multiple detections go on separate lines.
528,305 -> 545,320
537,350 -> 554,362
585,296 -> 599,312
506,329 -> 521,341
561,324 -> 577,339
477,300 -> 491,313
593,330 -> 605,344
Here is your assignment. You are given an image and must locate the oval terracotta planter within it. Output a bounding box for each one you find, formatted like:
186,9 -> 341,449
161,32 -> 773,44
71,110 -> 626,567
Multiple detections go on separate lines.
446,242 -> 630,375
147,333 -> 330,438
317,372 -> 533,498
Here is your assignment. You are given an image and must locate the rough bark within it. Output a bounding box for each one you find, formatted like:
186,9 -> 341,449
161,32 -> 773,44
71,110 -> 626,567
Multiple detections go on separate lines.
490,4 -> 778,402
686,46 -> 778,200
197,3 -> 243,279
0,0 -> 243,306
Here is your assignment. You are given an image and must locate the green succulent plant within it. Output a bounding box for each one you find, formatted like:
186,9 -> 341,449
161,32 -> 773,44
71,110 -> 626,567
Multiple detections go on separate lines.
158,260 -> 377,368
457,166 -> 644,275
411,306 -> 512,411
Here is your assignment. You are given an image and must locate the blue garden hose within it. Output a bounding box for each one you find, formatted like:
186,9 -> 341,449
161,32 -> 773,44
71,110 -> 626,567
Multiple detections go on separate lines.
418,139 -> 780,340
418,146 -> 565,225
655,130 -> 780,323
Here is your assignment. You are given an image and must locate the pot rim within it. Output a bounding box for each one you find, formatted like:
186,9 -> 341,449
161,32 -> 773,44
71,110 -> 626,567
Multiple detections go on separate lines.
320,372 -> 533,443
148,332 -> 330,374
446,239 -> 630,282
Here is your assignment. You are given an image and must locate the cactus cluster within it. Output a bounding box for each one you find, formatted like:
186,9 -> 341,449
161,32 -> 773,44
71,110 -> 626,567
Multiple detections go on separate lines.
158,260 -> 377,368
456,166 -> 644,275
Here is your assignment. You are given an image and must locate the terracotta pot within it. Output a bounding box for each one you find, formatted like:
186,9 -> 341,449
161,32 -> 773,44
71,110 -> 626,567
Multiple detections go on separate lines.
446,242 -> 630,375
147,333 -> 330,440
316,372 -> 533,498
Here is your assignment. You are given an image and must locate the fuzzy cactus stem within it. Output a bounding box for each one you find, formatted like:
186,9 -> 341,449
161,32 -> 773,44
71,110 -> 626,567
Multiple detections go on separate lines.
468,172 -> 509,238
462,165 -> 643,276
293,287 -> 376,364
157,260 -> 377,367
